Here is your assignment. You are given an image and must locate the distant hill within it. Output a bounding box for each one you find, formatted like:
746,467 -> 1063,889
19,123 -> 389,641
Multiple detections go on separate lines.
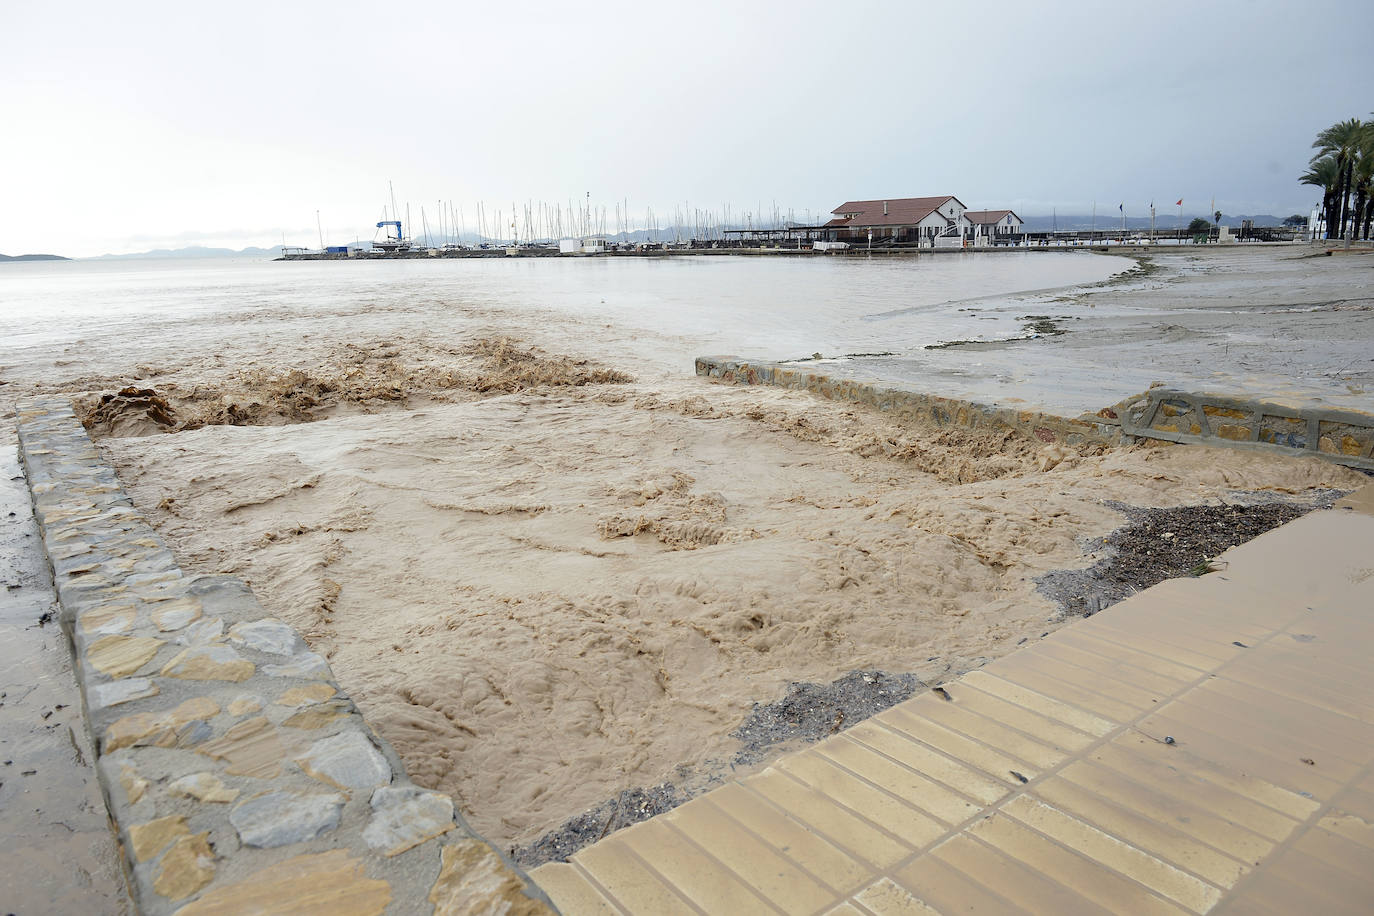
0,252 -> 70,262
91,245 -> 286,260
1020,213 -> 1296,232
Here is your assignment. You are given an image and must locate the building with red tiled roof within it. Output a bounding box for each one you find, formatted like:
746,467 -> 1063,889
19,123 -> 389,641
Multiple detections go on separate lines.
821,197 -> 1023,247
964,209 -> 1024,244
824,196 -> 967,245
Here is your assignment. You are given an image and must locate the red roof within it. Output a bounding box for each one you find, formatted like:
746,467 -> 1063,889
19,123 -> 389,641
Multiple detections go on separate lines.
825,196 -> 963,228
964,209 -> 1019,225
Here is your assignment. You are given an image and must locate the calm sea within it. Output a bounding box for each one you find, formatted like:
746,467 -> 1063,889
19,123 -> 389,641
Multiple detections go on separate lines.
0,253 -> 1127,363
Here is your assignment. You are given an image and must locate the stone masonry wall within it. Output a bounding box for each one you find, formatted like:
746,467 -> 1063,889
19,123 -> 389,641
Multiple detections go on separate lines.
15,398 -> 556,916
1114,388 -> 1374,472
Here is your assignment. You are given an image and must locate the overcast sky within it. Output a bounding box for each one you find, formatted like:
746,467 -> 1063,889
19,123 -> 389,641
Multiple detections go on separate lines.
3,0 -> 1370,256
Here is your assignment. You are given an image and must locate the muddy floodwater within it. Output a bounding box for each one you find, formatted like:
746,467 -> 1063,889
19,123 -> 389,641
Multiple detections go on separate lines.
1,244 -> 1369,862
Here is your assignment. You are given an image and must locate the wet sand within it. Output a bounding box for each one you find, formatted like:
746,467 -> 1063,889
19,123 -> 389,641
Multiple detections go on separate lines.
822,245 -> 1374,415
1,245 -> 1369,859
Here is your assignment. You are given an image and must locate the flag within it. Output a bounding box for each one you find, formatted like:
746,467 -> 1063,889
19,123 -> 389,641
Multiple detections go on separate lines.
1176,199 -> 1183,206
1118,203 -> 1124,212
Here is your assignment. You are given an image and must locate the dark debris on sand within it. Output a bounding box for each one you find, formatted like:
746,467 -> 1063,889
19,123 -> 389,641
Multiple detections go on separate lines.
1038,491 -> 1347,617
512,783 -> 687,869
511,668 -> 922,868
731,669 -> 923,767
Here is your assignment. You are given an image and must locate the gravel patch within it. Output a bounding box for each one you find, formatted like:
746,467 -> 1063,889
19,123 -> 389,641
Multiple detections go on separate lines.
1037,489 -> 1350,617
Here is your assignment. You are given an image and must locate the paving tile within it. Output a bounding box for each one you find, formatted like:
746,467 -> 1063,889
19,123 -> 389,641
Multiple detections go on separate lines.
882,702 -> 1064,772
808,733 -> 994,819
572,837 -> 697,916
1165,685 -> 1372,773
1116,598 -> 1288,645
929,833 -> 1111,916
772,754 -> 951,847
960,671 -> 1120,737
1031,639 -> 1192,697
744,769 -> 912,870
1200,675 -> 1374,751
1080,619 -> 1239,671
1134,707 -> 1344,800
821,904 -> 866,916
528,863 -> 619,915
1048,629 -> 1206,683
1000,794 -> 1223,911
965,812 -> 1188,915
1216,848 -> 1373,916
665,796 -> 839,912
1217,660 -> 1374,724
871,710 -> 1040,785
1315,809 -> 1374,849
1287,820 -> 1374,881
1031,776 -> 1249,889
1070,621 -> 1223,672
1088,738 -> 1311,840
931,682 -> 1097,752
606,818 -> 779,914
1058,760 -> 1276,865
1119,586 -> 1294,635
705,784 -> 874,896
969,660 -> 1146,723
892,847 -> 1034,915
839,722 -> 1012,803
851,877 -> 941,915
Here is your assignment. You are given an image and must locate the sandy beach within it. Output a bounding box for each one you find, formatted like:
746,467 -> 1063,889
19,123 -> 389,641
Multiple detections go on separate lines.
2,245 -> 1369,860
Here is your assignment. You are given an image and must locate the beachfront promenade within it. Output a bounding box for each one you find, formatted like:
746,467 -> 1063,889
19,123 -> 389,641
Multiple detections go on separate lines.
532,483 -> 1374,915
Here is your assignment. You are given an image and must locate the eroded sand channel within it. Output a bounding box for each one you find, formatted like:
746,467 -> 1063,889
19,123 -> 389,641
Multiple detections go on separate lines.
83,339 -> 1365,857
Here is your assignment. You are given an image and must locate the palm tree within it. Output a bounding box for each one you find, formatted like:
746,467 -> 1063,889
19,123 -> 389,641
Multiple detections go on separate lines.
1300,154 -> 1340,237
1311,118 -> 1365,239
1355,117 -> 1374,240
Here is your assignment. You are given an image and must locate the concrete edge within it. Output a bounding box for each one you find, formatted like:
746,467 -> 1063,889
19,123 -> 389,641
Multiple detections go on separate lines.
15,397 -> 557,915
695,357 -> 1374,471
694,356 -> 1125,448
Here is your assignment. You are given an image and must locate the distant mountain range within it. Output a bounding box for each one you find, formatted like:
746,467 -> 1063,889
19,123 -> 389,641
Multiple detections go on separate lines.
0,252 -> 70,262
90,245 -> 287,260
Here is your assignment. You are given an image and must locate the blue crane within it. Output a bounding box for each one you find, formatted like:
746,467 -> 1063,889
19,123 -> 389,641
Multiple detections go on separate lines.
376,220 -> 404,241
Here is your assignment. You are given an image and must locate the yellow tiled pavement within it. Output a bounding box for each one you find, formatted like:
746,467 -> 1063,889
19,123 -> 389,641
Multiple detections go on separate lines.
532,485 -> 1374,914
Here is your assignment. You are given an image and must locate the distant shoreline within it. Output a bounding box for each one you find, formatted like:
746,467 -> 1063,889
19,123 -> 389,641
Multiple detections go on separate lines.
0,253 -> 69,262
277,240 -> 1309,262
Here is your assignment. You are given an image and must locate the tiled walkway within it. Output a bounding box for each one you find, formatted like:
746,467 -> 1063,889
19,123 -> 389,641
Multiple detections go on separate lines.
532,484 -> 1374,914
